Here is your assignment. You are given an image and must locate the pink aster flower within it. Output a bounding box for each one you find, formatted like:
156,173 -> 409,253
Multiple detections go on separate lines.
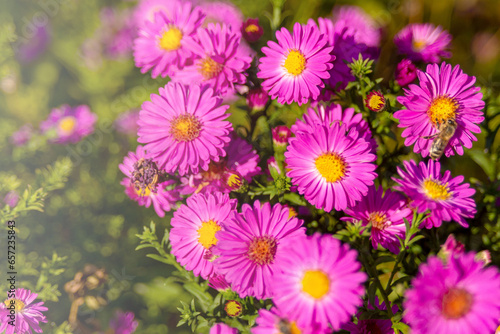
213,201 -> 305,299
285,122 -> 377,212
241,18 -> 263,43
394,23 -> 452,63
3,190 -> 19,208
440,234 -> 465,260
170,192 -> 237,279
40,104 -> 97,144
246,87 -> 269,111
133,2 -> 205,78
272,126 -> 292,148
258,22 -> 333,105
291,103 -> 376,150
109,310 -> 138,334
394,62 -> 485,159
331,5 -> 381,58
138,82 -> 232,175
393,159 -> 476,229
178,133 -> 261,194
119,145 -> 180,217
272,233 -> 366,332
171,23 -> 251,96
341,297 -> 398,334
0,288 -> 48,334
16,22 -> 51,64
342,185 -> 412,254
310,17 -> 367,91
395,58 -> 417,86
252,307 -> 329,334
404,252 -> 500,334
134,0 -> 180,27
210,323 -> 238,334
208,274 -> 231,291
10,124 -> 33,146
114,109 -> 140,136
197,0 -> 243,29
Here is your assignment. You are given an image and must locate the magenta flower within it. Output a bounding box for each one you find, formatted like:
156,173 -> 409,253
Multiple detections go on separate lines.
394,23 -> 452,63
252,306 -> 329,334
394,62 -> 485,158
198,0 -> 244,32
393,159 -> 476,229
40,104 -> 97,144
395,58 -> 417,86
404,252 -> 500,334
331,5 -> 381,57
138,82 -> 232,175
10,124 -> 33,146
246,87 -> 269,111
16,23 -> 50,64
241,18 -> 263,43
441,234 -> 465,260
342,185 -> 412,254
310,17 -> 366,91
171,23 -> 251,96
258,22 -> 333,105
3,191 -> 19,208
210,323 -> 238,334
170,192 -> 237,279
119,145 -> 179,217
114,109 -> 140,136
213,201 -> 305,299
109,310 -> 138,334
178,133 -> 261,194
208,274 -> 231,291
272,233 -> 366,332
133,2 -> 205,78
0,288 -> 48,334
134,0 -> 180,27
286,122 -> 377,212
272,125 -> 292,147
291,103 -> 375,150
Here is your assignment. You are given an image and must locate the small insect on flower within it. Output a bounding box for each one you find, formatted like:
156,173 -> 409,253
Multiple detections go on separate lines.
424,117 -> 458,160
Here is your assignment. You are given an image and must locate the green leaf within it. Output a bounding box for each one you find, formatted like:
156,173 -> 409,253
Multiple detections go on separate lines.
146,254 -> 171,265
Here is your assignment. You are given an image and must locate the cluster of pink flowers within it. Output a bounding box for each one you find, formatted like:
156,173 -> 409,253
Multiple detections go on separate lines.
116,1 -> 500,333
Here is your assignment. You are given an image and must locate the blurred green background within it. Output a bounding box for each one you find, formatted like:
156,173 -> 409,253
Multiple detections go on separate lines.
1,0 -> 500,333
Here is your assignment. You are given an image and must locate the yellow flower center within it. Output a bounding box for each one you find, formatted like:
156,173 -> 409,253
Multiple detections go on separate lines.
278,320 -> 302,334
284,50 -> 306,76
441,288 -> 473,319
134,186 -> 151,197
245,24 -> 260,33
247,236 -> 277,265
412,39 -> 426,51
315,153 -> 347,183
199,57 -> 223,80
423,179 -> 451,201
368,212 -> 387,230
197,220 -> 221,250
58,116 -> 77,134
288,207 -> 297,219
301,270 -> 330,299
159,27 -> 183,51
170,114 -> 201,142
427,96 -> 458,126
225,300 -> 242,317
3,299 -> 25,312
368,94 -> 384,111
227,173 -> 242,189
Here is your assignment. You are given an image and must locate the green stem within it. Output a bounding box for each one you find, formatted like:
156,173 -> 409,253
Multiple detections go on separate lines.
358,245 -> 394,317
